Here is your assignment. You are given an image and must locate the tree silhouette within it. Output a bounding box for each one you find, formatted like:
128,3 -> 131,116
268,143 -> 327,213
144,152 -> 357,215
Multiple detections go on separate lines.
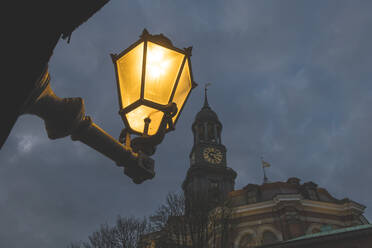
146,192 -> 234,248
69,192 -> 234,248
68,216 -> 150,248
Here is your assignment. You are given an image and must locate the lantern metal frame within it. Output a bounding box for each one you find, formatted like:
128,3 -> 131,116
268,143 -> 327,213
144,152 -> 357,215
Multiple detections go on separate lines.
110,29 -> 197,137
19,29 -> 197,184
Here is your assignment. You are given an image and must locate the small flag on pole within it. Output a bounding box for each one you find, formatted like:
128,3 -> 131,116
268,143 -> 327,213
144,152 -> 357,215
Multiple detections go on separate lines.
261,157 -> 270,183
261,158 -> 271,168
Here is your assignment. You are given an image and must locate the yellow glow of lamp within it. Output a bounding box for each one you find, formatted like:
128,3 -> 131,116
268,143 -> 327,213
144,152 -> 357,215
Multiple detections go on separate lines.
111,29 -> 197,136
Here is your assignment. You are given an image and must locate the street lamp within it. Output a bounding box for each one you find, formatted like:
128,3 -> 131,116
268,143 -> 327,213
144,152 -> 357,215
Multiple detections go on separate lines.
111,29 -> 197,155
20,29 -> 196,184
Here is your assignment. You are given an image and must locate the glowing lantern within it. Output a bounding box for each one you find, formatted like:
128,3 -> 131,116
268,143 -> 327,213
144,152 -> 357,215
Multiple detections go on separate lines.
111,29 -> 196,136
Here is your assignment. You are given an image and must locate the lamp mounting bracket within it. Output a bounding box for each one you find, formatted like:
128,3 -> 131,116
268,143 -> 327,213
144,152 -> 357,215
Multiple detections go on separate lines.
120,102 -> 178,156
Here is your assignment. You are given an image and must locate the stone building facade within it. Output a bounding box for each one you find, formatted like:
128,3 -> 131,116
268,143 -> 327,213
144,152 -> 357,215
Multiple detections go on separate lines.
140,92 -> 370,248
230,179 -> 368,247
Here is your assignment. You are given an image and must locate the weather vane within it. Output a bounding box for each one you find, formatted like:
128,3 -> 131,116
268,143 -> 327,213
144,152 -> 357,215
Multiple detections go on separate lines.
205,83 -> 212,97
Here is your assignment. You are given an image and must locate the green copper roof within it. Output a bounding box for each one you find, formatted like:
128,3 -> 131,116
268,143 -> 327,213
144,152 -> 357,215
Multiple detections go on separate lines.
287,224 -> 372,242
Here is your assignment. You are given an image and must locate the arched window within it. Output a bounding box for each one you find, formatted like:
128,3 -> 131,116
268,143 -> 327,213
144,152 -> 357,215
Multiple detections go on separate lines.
262,231 -> 278,245
198,124 -> 204,141
215,125 -> 221,144
207,123 -> 215,141
239,233 -> 256,248
312,228 -> 321,234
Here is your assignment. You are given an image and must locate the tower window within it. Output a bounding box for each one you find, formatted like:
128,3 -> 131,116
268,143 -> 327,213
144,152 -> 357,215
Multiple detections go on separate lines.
190,152 -> 195,165
198,124 -> 204,141
207,123 -> 215,141
209,180 -> 219,189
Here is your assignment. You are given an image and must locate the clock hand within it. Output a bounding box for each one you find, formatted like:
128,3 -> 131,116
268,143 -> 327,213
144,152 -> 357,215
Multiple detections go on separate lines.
209,152 -> 216,159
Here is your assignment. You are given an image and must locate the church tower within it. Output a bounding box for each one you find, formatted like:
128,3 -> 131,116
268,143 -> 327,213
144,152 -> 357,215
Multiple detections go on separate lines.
182,87 -> 237,213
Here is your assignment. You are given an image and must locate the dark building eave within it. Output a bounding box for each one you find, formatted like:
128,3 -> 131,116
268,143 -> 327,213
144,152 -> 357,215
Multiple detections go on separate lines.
1,0 -> 110,149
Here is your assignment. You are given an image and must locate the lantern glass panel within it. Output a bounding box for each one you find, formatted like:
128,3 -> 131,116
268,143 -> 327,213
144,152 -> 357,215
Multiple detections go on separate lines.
116,42 -> 144,109
172,60 -> 192,122
144,42 -> 184,105
125,105 -> 164,135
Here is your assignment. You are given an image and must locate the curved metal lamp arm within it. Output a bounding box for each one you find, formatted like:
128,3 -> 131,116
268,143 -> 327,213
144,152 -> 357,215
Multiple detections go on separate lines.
21,70 -> 154,184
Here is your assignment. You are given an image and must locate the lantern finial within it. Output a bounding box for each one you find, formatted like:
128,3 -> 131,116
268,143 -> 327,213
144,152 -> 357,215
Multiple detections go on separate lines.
140,28 -> 150,38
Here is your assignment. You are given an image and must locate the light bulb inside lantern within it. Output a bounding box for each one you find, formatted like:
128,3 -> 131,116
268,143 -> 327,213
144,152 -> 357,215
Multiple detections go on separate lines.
147,47 -> 169,79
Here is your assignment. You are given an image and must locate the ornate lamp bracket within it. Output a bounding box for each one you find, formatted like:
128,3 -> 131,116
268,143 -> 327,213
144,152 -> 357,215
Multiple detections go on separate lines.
21,67 -> 155,184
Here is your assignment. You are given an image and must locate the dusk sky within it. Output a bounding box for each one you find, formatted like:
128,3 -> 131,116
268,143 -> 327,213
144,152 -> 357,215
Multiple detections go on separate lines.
1,1 -> 372,247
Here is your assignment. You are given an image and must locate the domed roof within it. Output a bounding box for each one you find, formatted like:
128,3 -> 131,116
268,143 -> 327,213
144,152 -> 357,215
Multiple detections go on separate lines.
194,88 -> 221,124
195,105 -> 220,123
229,178 -> 350,207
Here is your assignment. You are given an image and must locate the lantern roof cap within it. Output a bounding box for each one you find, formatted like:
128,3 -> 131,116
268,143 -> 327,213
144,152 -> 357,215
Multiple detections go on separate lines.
140,28 -> 175,49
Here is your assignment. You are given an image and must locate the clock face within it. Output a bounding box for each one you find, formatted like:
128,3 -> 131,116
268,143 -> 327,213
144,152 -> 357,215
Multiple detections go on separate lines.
203,147 -> 223,164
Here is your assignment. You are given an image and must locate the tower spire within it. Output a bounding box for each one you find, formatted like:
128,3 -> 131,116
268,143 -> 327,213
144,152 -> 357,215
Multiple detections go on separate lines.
203,83 -> 211,109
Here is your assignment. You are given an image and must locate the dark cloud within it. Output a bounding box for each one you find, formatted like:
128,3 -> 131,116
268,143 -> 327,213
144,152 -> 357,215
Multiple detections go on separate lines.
1,1 -> 372,247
